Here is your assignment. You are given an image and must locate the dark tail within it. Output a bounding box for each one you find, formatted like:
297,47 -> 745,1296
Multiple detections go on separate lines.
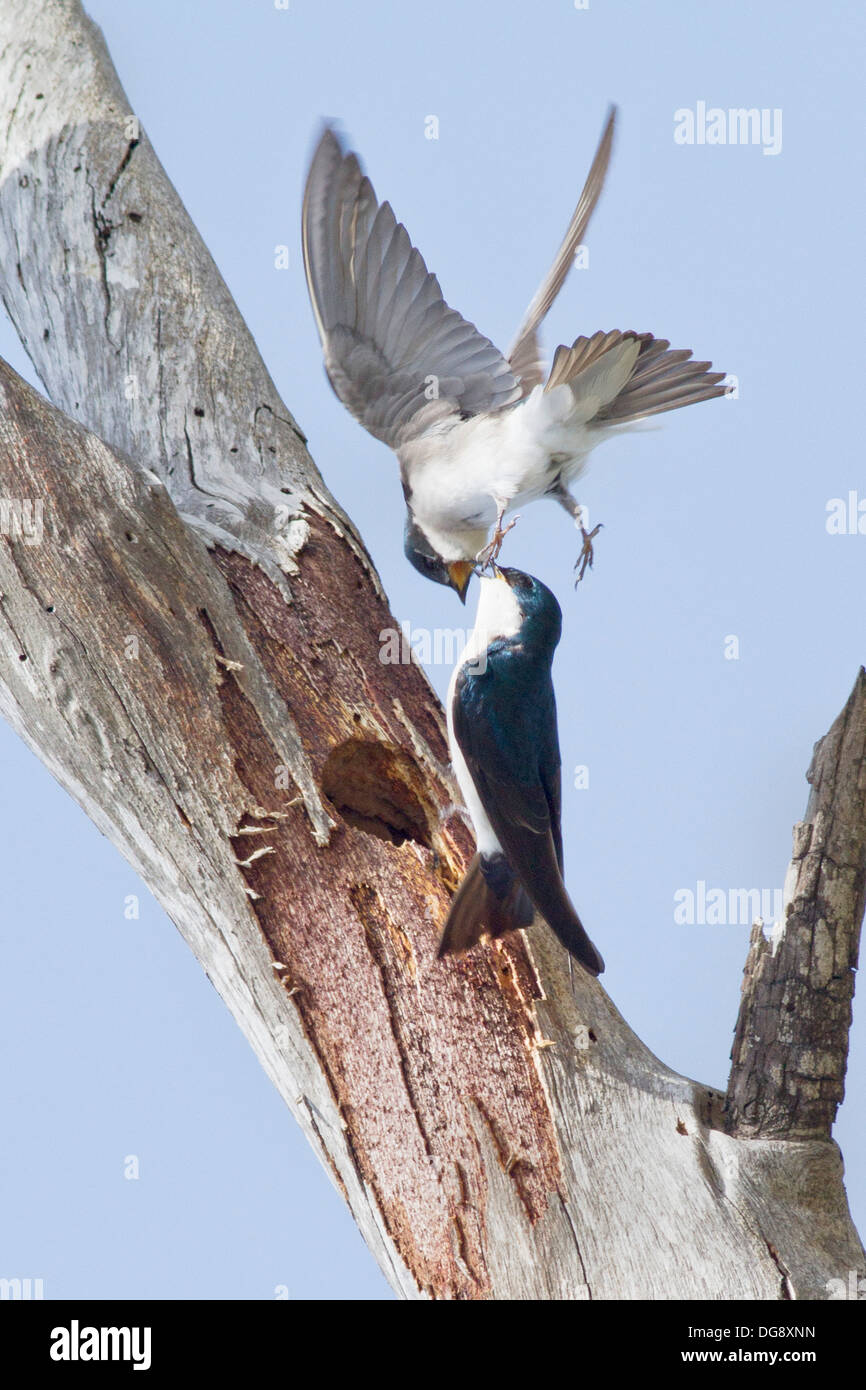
437,853 -> 534,958
537,894 -> 605,976
502,844 -> 605,976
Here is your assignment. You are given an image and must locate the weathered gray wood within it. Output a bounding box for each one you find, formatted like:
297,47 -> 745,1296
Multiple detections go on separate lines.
0,358 -> 419,1293
0,0 -> 377,606
727,670 -> 866,1140
0,0 -> 862,1300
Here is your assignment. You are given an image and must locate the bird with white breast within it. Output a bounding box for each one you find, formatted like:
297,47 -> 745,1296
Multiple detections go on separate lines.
302,108 -> 728,598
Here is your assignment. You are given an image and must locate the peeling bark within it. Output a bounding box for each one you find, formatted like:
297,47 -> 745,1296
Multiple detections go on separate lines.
0,0 -> 862,1300
727,670 -> 866,1140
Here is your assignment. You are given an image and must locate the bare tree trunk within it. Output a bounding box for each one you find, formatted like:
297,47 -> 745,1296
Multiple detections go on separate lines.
0,0 -> 862,1299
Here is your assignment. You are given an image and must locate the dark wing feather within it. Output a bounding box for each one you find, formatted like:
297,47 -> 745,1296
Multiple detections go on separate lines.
452,660 -> 604,975
302,126 -> 521,448
437,853 -> 534,957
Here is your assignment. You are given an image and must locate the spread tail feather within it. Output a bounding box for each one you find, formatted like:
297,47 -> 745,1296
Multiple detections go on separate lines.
595,333 -> 728,422
437,853 -> 534,958
546,330 -> 728,425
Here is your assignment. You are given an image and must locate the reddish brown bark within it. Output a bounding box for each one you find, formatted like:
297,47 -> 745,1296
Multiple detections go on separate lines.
210,522 -> 568,1295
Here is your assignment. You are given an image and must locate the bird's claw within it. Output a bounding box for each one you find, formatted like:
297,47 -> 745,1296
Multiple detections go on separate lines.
475,516 -> 519,573
574,522 -> 603,586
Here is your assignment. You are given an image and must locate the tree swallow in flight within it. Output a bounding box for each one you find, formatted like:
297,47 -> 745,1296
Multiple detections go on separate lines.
439,566 -> 604,975
302,110 -> 728,599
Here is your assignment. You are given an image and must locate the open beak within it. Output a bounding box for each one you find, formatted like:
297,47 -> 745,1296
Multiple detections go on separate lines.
447,560 -> 474,604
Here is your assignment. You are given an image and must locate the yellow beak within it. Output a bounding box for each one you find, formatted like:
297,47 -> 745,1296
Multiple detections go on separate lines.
447,560 -> 474,603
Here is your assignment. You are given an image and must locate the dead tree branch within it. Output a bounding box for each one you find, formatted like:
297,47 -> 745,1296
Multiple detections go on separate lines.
0,0 -> 861,1299
727,669 -> 866,1139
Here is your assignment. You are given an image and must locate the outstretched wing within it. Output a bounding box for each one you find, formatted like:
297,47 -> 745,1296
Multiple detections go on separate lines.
507,106 -> 617,394
452,661 -> 604,975
302,126 -> 521,449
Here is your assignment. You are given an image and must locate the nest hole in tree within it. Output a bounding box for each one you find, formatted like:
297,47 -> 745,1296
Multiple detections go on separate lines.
321,737 -> 433,849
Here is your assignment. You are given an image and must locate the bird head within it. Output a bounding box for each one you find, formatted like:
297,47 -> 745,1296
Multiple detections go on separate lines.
403,516 -> 474,602
487,566 -> 563,648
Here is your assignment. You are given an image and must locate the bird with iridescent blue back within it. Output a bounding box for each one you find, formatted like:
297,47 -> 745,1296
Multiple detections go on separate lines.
439,565 -> 604,975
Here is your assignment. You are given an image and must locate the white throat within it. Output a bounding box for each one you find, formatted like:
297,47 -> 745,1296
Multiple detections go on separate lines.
446,573 -> 523,859
459,574 -> 523,668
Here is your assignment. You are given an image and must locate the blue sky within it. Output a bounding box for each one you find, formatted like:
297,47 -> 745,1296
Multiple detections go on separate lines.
0,0 -> 863,1298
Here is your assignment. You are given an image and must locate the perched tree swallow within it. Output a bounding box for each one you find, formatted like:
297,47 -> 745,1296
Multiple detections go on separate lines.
303,110 -> 728,598
439,566 -> 604,975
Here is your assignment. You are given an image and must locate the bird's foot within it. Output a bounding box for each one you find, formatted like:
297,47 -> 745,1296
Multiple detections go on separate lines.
475,515 -> 519,573
574,522 -> 603,586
